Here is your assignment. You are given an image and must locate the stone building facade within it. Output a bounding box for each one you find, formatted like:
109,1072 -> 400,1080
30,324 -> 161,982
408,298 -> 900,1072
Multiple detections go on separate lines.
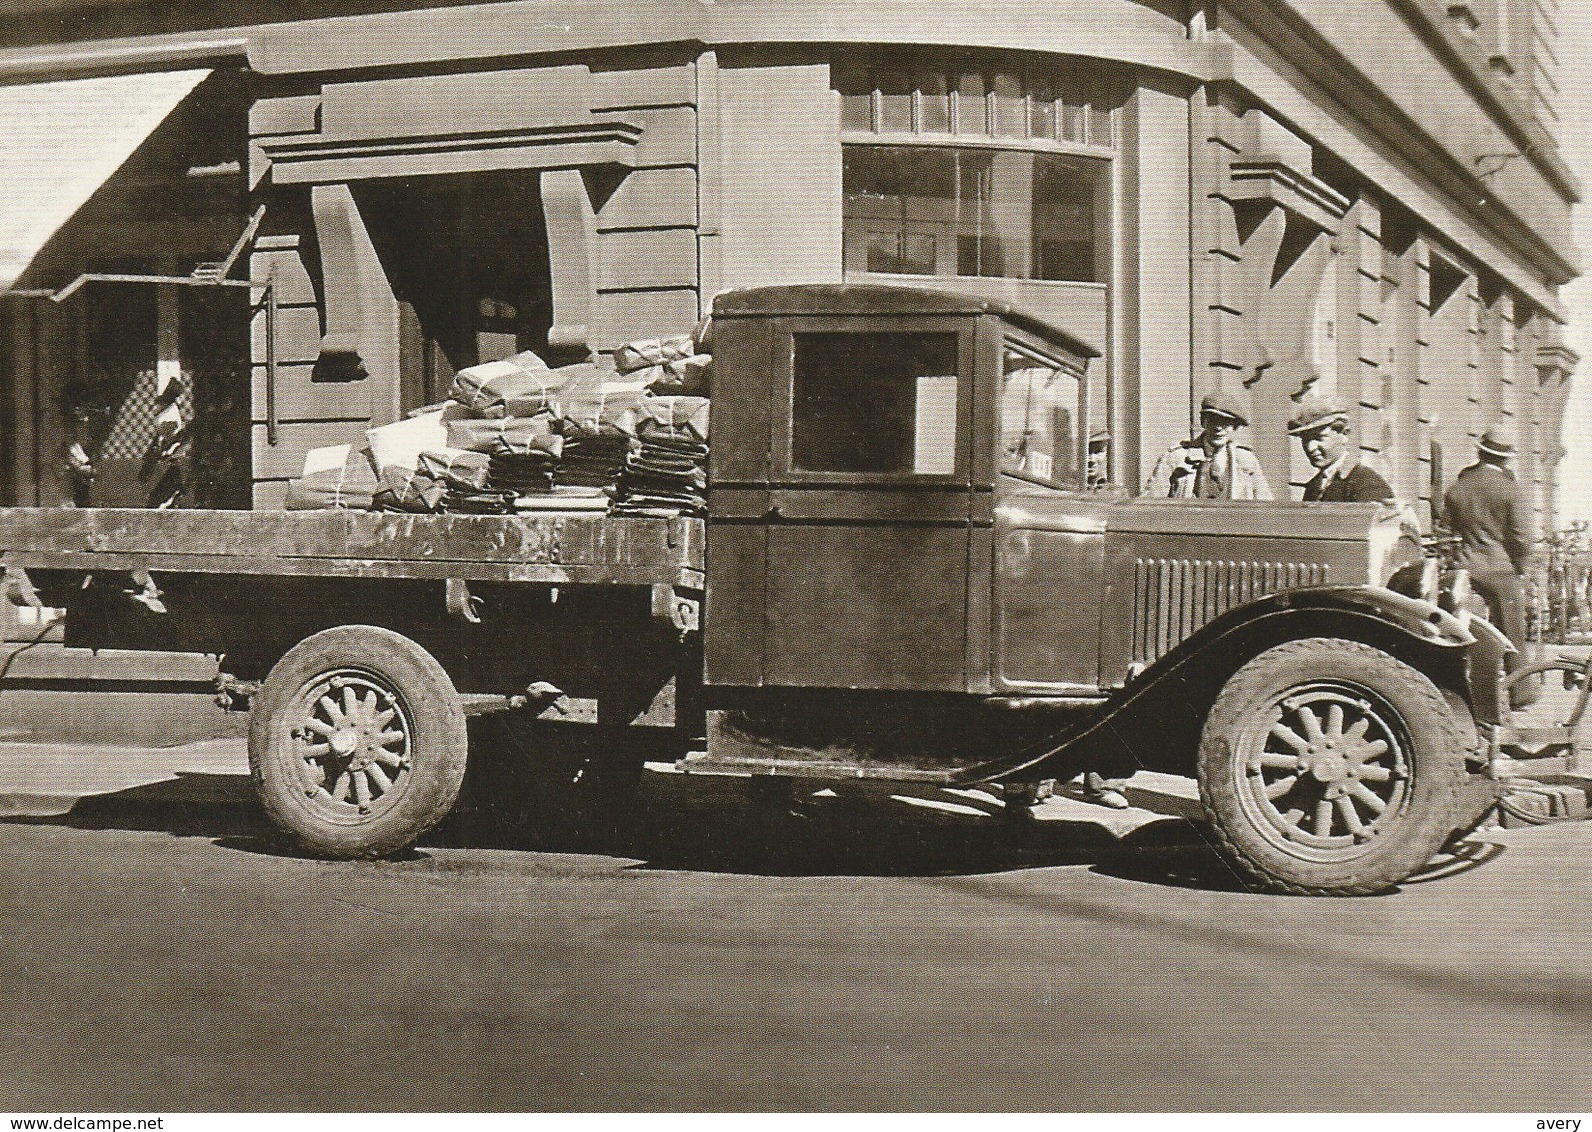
0,0 -> 1578,525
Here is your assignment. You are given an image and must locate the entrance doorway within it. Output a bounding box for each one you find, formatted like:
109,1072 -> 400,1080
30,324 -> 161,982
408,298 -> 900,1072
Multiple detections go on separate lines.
356,172 -> 555,413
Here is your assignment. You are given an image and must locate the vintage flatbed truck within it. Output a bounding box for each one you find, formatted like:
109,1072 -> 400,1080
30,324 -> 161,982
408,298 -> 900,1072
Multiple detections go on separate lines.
0,283 -> 1521,895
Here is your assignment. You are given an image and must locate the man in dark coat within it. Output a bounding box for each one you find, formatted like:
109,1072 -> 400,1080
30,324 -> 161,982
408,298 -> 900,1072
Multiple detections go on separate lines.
1288,394 -> 1395,503
1443,426 -> 1535,704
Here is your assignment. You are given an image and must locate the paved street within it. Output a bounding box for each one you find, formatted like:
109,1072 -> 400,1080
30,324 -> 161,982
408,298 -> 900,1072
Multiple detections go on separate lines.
1,734 -> 1589,1112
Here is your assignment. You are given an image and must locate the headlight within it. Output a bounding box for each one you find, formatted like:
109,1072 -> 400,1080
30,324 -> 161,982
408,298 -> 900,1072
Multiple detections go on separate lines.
1385,555 -> 1438,602
1370,502 -> 1425,593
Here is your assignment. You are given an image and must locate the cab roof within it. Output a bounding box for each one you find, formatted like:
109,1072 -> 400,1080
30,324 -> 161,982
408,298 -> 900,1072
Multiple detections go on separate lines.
712,283 -> 1101,360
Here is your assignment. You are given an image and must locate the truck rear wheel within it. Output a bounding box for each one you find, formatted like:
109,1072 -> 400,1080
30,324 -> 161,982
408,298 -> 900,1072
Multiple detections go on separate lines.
250,625 -> 468,859
1197,638 -> 1470,896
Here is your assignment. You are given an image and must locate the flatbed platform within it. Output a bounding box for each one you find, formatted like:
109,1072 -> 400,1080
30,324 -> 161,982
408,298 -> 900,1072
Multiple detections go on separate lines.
0,507 -> 704,588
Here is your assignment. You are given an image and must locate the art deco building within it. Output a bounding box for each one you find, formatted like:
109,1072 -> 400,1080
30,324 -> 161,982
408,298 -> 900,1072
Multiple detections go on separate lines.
0,0 -> 1578,526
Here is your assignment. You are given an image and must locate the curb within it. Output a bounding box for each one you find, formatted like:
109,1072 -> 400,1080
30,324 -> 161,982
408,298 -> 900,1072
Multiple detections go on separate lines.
0,737 -> 253,820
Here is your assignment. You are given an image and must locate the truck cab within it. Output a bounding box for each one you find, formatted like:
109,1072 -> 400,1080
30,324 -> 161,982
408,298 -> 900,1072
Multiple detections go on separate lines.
703,283 -> 1098,695
694,283 -> 1508,896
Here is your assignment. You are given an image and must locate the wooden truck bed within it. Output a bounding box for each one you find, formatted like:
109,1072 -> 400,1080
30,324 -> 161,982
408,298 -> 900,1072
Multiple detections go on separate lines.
0,507 -> 705,588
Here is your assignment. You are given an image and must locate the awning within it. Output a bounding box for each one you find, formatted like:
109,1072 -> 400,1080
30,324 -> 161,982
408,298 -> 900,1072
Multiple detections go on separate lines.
0,68 -> 211,294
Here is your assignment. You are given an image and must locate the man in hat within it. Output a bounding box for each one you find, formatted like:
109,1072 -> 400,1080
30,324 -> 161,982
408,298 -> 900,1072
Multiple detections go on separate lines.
1442,426 -> 1535,702
1288,394 -> 1395,503
1145,390 -> 1273,500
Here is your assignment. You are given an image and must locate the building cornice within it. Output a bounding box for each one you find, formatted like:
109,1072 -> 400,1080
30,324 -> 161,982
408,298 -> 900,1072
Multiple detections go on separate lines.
0,0 -> 1573,297
1386,0 -> 1579,202
1215,0 -> 1577,289
235,0 -> 1231,84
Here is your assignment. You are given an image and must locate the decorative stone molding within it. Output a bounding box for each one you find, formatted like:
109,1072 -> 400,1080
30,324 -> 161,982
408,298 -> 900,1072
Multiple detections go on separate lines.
260,119 -> 644,186
539,169 -> 598,362
1225,158 -> 1352,237
308,183 -> 400,387
1535,342 -> 1577,524
254,65 -> 645,186
1536,342 -> 1579,383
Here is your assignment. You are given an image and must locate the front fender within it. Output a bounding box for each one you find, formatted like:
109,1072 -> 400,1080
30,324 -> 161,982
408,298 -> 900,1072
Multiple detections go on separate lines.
1241,585 -> 1474,646
966,585 -> 1501,785
1200,586 -> 1509,725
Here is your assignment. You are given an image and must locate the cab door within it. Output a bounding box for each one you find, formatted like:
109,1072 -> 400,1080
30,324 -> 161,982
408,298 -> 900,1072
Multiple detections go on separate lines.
710,314 -> 979,692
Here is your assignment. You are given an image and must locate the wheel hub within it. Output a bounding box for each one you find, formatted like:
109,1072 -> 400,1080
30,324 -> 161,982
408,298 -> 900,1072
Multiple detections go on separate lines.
1301,738 -> 1359,784
291,669 -> 414,818
1241,684 -> 1411,857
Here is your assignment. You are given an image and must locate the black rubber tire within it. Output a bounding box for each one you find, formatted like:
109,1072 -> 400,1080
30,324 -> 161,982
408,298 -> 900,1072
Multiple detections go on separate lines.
1197,638 -> 1472,896
250,625 -> 468,859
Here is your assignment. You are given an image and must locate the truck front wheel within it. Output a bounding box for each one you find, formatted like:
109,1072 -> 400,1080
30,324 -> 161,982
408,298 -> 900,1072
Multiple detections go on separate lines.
1198,638 -> 1471,896
250,625 -> 468,859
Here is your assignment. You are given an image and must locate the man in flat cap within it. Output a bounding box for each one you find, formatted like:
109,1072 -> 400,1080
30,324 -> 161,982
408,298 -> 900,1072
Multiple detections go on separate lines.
1145,390 -> 1272,500
1443,427 -> 1535,704
1288,394 -> 1394,503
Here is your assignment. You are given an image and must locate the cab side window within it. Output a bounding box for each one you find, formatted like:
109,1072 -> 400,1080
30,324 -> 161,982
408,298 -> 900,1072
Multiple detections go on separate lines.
999,344 -> 1084,489
791,331 -> 960,476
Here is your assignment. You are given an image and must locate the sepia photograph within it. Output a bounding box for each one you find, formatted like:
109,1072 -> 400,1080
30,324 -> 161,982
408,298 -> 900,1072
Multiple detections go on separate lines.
0,0 -> 1588,1118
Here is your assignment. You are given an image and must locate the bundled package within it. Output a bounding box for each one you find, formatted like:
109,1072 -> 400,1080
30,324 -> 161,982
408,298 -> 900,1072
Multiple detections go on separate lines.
628,396 -> 710,446
285,446 -> 380,511
557,374 -> 649,441
448,351 -> 561,418
442,486 -> 520,515
416,448 -> 492,492
372,464 -> 447,514
558,435 -> 632,488
611,396 -> 710,518
632,354 -> 711,397
613,333 -> 696,374
445,413 -> 563,458
301,443 -> 354,477
367,409 -> 450,473
487,452 -> 558,495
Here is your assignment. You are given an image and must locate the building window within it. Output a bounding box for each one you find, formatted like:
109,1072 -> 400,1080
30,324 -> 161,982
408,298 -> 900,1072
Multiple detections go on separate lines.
843,146 -> 1108,283
836,55 -> 1119,147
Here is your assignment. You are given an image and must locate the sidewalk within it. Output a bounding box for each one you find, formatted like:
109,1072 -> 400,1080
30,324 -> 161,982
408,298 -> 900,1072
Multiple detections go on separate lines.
0,735 -> 249,818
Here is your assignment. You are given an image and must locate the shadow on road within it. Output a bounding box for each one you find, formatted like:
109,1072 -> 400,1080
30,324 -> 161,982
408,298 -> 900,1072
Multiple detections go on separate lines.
0,763 -> 1241,888
4,716 -> 1443,893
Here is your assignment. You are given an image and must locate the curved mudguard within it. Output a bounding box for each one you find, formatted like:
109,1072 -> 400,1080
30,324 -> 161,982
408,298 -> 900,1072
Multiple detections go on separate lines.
960,585 -> 1508,785
1252,587 -> 1510,724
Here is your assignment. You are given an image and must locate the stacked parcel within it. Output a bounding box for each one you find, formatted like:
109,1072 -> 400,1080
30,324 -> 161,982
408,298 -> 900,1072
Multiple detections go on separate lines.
282,325 -> 712,517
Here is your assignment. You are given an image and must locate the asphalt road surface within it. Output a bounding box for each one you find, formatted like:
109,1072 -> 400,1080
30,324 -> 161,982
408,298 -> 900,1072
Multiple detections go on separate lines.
1,762 -> 1589,1112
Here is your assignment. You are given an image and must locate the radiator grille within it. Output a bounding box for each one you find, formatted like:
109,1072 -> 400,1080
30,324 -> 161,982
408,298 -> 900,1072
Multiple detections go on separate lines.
1132,558 -> 1329,664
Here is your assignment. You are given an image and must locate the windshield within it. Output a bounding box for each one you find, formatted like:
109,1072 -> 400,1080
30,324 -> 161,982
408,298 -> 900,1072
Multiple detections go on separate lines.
999,344 -> 1084,489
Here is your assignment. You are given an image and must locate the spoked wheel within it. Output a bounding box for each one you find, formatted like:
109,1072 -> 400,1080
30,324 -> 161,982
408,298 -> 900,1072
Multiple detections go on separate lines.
251,625 -> 468,859
292,669 -> 416,820
1234,683 -> 1413,853
1199,638 -> 1472,896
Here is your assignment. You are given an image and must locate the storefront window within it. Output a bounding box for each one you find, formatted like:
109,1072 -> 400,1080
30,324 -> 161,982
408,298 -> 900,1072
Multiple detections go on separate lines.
843,145 -> 1106,283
